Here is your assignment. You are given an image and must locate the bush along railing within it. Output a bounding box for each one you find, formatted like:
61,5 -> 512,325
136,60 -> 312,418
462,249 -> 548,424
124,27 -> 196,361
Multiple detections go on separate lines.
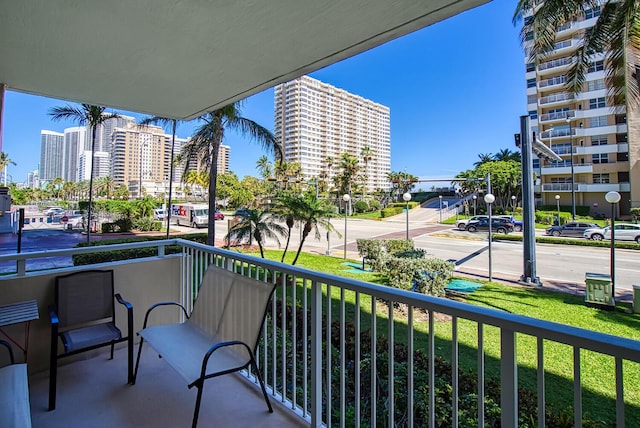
493,234 -> 640,249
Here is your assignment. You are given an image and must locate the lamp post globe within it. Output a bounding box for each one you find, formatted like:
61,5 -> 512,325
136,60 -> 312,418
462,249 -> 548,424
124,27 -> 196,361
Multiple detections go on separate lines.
342,194 -> 350,260
484,193 -> 495,281
403,192 -> 412,240
511,195 -> 517,215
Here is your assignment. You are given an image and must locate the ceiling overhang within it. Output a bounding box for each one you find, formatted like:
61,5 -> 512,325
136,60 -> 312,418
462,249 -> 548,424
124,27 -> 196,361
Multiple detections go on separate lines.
0,0 -> 488,120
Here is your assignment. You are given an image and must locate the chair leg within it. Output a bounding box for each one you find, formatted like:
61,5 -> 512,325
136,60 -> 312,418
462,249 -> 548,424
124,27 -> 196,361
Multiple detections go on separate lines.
132,337 -> 145,385
110,342 -> 115,360
49,341 -> 57,411
127,334 -> 134,384
192,382 -> 204,428
251,356 -> 273,413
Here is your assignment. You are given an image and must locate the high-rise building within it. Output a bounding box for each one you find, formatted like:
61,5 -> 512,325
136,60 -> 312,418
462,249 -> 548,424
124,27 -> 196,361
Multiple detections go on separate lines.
92,114 -> 135,153
62,126 -> 86,182
78,150 -> 110,182
524,5 -> 635,215
218,144 -> 230,174
27,169 -> 39,188
111,123 -> 168,187
274,75 -> 391,192
39,130 -> 64,182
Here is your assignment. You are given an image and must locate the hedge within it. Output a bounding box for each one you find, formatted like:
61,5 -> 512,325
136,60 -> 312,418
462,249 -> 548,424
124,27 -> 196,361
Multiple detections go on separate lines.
493,234 -> 640,250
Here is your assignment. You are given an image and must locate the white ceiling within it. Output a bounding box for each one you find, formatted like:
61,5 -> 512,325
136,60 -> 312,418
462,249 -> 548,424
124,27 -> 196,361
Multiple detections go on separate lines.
0,0 -> 488,120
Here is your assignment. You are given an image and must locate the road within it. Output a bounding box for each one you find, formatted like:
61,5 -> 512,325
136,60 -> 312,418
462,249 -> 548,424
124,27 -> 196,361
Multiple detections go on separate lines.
6,217 -> 638,297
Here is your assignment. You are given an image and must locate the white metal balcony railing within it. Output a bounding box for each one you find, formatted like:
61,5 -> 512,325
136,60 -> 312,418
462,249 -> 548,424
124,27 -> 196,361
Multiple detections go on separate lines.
541,183 -> 581,192
539,128 -> 576,138
539,110 -> 575,123
539,92 -> 575,106
538,56 -> 574,72
1,240 -> 639,427
539,75 -> 567,89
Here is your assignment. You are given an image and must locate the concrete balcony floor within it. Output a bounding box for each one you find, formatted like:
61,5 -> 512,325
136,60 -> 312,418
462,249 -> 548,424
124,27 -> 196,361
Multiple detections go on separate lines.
27,346 -> 308,428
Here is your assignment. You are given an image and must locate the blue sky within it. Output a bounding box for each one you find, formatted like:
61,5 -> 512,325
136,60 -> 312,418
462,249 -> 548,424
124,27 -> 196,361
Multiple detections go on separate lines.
2,0 -> 525,188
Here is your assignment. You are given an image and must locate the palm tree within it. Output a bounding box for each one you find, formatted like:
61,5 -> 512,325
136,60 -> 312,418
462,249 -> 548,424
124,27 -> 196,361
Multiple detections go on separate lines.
335,152 -> 360,197
360,146 -> 373,196
0,152 -> 16,186
180,102 -> 282,246
270,193 -> 305,262
256,155 -> 273,180
474,153 -> 494,167
493,149 -> 521,163
514,0 -> 640,107
225,208 -> 287,258
49,104 -> 119,242
289,194 -> 338,265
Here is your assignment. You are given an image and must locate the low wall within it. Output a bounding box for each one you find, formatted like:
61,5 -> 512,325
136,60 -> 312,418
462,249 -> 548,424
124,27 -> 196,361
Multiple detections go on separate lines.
0,256 -> 182,372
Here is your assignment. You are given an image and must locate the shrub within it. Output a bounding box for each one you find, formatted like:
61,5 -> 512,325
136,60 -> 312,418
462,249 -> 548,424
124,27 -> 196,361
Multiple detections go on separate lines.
631,208 -> 640,223
381,207 -> 402,218
368,200 -> 381,211
385,239 -> 414,254
353,200 -> 369,213
393,249 -> 427,259
115,218 -> 133,232
133,217 -> 162,231
383,256 -> 453,296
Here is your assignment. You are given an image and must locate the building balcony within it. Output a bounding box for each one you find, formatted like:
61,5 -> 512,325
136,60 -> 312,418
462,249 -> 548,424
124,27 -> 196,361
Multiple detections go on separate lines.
0,240 -> 638,427
538,92 -> 575,107
541,163 -> 593,175
537,56 -> 574,76
538,110 -> 576,123
575,143 -> 629,155
577,182 -> 631,193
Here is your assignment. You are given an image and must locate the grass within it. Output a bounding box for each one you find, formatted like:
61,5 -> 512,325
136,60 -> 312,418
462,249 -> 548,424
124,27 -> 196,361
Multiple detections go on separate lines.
255,248 -> 640,425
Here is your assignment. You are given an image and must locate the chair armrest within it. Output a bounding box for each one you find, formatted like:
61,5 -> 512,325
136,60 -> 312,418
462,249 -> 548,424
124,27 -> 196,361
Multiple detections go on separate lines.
48,304 -> 59,326
192,340 -> 252,388
0,339 -> 15,364
115,294 -> 134,338
115,293 -> 133,311
141,302 -> 189,329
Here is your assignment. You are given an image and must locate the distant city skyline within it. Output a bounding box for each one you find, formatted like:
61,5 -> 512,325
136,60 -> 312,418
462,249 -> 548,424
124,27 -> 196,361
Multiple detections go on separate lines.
2,0 -> 525,186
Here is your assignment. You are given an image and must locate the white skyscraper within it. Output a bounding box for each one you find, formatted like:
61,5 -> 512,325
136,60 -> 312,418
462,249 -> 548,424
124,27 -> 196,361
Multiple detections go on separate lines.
274,75 -> 391,191
63,126 -> 86,182
39,130 -> 64,182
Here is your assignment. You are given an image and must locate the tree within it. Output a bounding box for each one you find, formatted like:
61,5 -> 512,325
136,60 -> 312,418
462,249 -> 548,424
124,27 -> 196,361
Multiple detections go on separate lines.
270,192 -> 306,263
0,152 -> 16,186
494,148 -> 521,163
180,102 -> 282,246
96,176 -> 115,199
289,194 -> 338,265
256,155 -> 273,180
49,104 -> 119,242
456,160 -> 522,210
474,153 -> 494,167
360,146 -> 374,196
225,208 -> 287,258
514,0 -> 640,107
334,152 -> 360,197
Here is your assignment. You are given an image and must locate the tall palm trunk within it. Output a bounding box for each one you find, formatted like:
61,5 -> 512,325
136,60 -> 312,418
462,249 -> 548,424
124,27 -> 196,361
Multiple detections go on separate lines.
207,121 -> 223,246
280,216 -> 294,262
166,119 -> 176,239
86,127 -> 97,242
291,222 -> 312,265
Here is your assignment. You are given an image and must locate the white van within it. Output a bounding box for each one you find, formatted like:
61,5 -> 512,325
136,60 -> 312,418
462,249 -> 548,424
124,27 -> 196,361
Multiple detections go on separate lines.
171,204 -> 209,228
153,208 -> 166,221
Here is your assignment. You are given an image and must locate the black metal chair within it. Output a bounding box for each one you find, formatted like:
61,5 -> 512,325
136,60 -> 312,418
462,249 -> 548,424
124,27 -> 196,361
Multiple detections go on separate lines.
48,270 -> 133,411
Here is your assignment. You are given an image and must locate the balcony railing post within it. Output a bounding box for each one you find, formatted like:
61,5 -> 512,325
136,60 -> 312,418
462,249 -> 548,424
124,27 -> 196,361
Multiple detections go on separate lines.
158,244 -> 165,257
16,259 -> 25,276
310,280 -> 322,427
501,328 -> 517,428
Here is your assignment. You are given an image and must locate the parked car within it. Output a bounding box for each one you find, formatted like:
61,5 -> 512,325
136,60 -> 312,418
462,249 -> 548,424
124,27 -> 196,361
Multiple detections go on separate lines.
457,215 -> 488,230
607,224 -> 640,243
214,210 -> 224,220
465,217 -> 514,234
497,215 -> 523,232
545,222 -> 598,238
61,215 -> 83,230
234,208 -> 251,219
43,206 -> 64,215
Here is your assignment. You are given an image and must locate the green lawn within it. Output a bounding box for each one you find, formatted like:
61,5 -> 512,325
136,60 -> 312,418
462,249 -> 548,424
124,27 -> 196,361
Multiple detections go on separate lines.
257,249 -> 640,425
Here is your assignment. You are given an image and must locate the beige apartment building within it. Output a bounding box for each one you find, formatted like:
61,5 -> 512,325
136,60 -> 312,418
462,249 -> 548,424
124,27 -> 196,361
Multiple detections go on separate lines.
274,75 -> 391,192
111,123 -> 230,197
525,5 -> 638,217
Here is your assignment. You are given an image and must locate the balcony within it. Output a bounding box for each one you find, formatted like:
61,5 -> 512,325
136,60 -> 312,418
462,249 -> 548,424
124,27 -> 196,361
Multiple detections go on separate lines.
538,92 -> 575,107
539,110 -> 575,123
1,239 -> 639,427
537,56 -> 574,76
541,162 -> 593,175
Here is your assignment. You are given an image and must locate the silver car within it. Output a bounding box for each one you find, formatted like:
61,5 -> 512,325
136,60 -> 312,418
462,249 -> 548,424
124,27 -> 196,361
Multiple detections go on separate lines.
583,224 -> 640,243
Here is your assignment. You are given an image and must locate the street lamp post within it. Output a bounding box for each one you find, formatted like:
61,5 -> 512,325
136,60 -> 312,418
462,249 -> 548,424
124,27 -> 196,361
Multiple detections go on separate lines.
484,193 -> 495,281
511,195 -> 517,216
439,195 -> 443,223
555,194 -> 560,225
472,195 -> 477,216
566,116 -> 576,220
605,191 -> 621,305
403,192 -> 412,240
343,194 -> 350,260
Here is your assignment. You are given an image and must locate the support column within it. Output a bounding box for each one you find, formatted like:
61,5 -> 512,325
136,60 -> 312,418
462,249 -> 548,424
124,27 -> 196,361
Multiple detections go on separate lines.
0,83 -> 5,153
